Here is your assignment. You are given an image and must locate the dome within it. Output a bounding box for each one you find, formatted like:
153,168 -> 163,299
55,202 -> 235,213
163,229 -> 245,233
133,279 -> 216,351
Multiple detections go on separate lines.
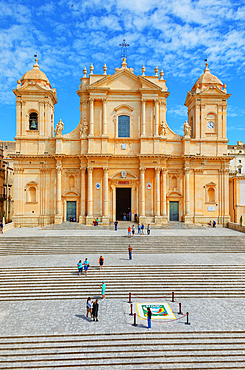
21,59 -> 51,88
191,63 -> 223,92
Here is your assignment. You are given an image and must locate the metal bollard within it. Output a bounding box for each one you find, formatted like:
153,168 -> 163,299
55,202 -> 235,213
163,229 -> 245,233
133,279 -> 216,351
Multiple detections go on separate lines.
185,312 -> 190,325
129,292 -> 131,303
130,303 -> 133,315
178,303 -> 182,315
132,313 -> 138,326
171,291 -> 175,302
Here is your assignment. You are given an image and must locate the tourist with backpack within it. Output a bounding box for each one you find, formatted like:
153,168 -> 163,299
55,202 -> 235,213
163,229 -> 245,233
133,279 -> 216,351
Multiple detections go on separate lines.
99,256 -> 104,270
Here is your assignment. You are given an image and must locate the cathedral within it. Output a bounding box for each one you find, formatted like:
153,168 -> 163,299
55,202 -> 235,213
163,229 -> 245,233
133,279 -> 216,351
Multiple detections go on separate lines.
12,57 -> 231,227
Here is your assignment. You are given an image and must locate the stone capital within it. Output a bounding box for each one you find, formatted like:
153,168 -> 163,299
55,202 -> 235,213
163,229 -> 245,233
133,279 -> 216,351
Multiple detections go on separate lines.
87,167 -> 93,173
89,97 -> 94,102
139,167 -> 146,172
103,166 -> 109,172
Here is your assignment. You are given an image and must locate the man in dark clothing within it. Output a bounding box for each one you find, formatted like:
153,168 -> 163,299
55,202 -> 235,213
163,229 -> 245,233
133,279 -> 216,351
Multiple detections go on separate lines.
128,245 -> 133,260
92,300 -> 99,321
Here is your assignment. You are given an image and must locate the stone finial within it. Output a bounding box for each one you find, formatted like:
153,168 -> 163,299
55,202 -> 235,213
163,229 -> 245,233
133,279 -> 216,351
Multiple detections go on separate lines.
103,64 -> 107,75
223,83 -> 226,89
154,66 -> 159,76
160,69 -> 164,80
141,65 -> 146,76
121,58 -> 127,68
90,63 -> 94,75
17,79 -> 20,85
204,62 -> 209,72
33,58 -> 39,69
83,67 -> 87,78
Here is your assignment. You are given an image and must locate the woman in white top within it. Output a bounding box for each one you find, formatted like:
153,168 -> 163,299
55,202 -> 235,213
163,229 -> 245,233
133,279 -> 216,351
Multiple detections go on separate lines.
86,297 -> 93,318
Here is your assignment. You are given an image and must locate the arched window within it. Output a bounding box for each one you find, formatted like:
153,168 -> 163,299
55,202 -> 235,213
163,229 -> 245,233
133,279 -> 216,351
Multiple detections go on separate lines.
118,115 -> 130,138
208,188 -> 215,203
29,187 -> 36,203
29,112 -> 38,130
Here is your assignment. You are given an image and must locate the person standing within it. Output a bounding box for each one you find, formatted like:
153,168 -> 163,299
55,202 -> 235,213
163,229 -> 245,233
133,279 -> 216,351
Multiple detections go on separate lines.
0,222 -> 3,234
128,225 -> 131,237
128,245 -> 133,260
141,223 -> 144,235
100,281 -> 106,300
77,260 -> 83,275
147,224 -> 151,235
86,297 -> 93,319
129,211 -> 131,221
135,213 -> 137,222
147,307 -> 152,329
83,258 -> 90,276
132,225 -> 135,236
92,299 -> 99,321
99,255 -> 104,270
138,223 -> 141,234
114,220 -> 118,231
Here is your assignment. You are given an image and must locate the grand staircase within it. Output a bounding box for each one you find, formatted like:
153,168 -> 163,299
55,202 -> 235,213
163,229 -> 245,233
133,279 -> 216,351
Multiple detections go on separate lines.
0,331 -> 245,369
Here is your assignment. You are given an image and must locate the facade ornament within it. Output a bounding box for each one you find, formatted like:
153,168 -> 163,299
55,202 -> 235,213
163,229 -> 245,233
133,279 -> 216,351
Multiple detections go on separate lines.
90,63 -> 94,75
160,121 -> 167,137
80,118 -> 88,137
159,69 -> 164,80
54,119 -> 64,137
121,170 -> 127,178
103,64 -> 107,75
141,65 -> 146,76
154,66 -> 159,76
183,120 -> 191,138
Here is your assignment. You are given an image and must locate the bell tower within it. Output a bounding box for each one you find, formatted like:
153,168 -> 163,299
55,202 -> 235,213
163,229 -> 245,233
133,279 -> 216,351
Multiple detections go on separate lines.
13,58 -> 57,152
185,63 -> 231,149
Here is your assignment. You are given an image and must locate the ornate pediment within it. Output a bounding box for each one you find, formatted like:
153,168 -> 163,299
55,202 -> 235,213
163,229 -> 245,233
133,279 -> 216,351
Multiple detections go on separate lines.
62,190 -> 80,197
110,171 -> 139,180
167,190 -> 182,197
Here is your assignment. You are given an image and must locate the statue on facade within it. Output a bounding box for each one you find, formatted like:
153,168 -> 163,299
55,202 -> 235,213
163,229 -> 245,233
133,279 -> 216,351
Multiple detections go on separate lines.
183,120 -> 191,137
80,118 -> 88,137
55,119 -> 64,137
160,121 -> 167,137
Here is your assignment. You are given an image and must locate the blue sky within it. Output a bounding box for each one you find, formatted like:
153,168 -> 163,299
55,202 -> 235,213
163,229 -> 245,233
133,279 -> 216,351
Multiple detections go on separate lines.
1,0 -> 245,144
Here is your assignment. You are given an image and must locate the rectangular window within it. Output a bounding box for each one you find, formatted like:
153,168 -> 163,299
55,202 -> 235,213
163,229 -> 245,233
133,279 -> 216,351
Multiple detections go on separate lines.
118,115 -> 130,138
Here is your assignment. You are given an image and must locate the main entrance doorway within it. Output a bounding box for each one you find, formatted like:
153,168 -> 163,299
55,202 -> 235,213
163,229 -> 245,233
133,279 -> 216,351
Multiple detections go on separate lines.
116,188 -> 131,221
66,201 -> 76,221
169,201 -> 179,221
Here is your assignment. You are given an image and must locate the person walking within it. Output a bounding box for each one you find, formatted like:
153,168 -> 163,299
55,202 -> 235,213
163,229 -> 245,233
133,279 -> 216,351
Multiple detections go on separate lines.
99,255 -> 104,270
132,225 -> 135,236
128,245 -> 133,260
77,260 -> 83,275
147,224 -> 151,235
92,299 -> 99,321
141,223 -> 144,235
213,220 -> 216,228
83,258 -> 90,276
128,225 -> 131,237
100,281 -> 106,300
0,222 -> 3,234
86,297 -> 93,319
147,307 -> 152,329
138,223 -> 141,234
114,220 -> 118,231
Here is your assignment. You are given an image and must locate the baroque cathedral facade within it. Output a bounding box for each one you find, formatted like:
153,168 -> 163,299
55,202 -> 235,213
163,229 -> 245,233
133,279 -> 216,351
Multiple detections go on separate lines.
12,58 -> 231,227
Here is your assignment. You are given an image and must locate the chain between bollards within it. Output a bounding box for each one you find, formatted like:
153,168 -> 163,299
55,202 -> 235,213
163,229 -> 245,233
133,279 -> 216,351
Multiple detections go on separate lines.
185,312 -> 190,325
178,302 -> 182,315
132,312 -> 138,326
171,291 -> 174,302
129,292 -> 131,303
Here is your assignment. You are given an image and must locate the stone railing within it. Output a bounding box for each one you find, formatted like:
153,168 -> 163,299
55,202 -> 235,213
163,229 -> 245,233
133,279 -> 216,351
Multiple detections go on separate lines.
3,222 -> 15,233
227,222 -> 245,233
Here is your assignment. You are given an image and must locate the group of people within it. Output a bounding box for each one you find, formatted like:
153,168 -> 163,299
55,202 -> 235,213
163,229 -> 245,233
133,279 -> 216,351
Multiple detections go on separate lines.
93,218 -> 99,226
86,281 -> 106,321
208,220 -> 216,228
128,223 -> 151,236
77,256 -> 104,276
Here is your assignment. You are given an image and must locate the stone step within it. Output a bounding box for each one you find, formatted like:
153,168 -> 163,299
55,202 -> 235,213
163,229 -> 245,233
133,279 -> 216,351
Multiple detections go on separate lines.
0,265 -> 244,300
0,331 -> 244,369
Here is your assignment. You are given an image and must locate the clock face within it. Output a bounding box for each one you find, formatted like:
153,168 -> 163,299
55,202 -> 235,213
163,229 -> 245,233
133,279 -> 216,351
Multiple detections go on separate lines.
207,121 -> 214,129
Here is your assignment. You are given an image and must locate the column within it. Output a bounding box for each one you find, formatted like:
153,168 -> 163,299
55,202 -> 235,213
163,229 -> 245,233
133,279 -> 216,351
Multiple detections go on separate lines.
56,163 -> 62,215
112,185 -> 116,222
185,166 -> 190,215
141,99 -> 146,136
79,166 -> 86,223
16,100 -> 21,136
103,167 -> 109,219
89,98 -> 94,136
154,99 -> 159,136
102,98 -> 107,136
87,167 -> 93,216
22,101 -> 26,131
155,168 -> 160,216
161,169 -> 167,217
140,167 -> 146,216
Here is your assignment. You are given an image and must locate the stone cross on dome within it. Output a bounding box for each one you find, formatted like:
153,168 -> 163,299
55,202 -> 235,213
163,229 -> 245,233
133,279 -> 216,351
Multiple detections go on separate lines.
119,39 -> 129,60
